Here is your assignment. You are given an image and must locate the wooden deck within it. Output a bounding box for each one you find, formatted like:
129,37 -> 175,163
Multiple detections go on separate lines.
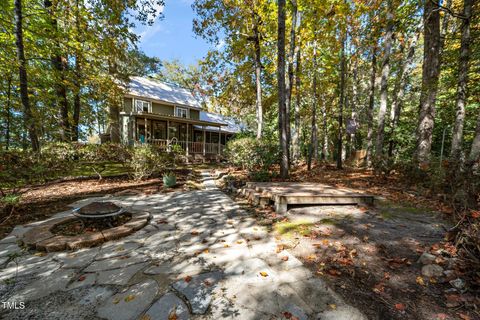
241,182 -> 375,213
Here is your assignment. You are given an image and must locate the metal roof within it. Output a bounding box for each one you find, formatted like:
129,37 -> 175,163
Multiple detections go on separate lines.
198,111 -> 246,133
126,76 -> 202,108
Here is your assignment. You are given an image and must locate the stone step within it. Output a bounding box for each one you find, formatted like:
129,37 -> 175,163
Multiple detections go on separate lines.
238,188 -> 271,208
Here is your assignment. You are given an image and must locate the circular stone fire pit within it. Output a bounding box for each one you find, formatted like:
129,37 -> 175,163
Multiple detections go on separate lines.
21,201 -> 151,252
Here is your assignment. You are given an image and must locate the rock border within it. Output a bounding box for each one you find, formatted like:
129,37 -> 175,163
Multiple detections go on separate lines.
21,211 -> 151,252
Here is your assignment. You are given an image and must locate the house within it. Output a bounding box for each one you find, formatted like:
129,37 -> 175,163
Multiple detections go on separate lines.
120,76 -> 243,159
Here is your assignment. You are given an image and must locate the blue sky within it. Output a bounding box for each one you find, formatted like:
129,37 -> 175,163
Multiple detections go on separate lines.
134,0 -> 211,65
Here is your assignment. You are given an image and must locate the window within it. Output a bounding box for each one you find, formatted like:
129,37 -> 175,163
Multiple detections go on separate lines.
175,107 -> 188,118
135,99 -> 150,113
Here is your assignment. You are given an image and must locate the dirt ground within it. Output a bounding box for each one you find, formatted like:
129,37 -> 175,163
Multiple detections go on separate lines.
0,169 -> 200,239
219,165 -> 480,320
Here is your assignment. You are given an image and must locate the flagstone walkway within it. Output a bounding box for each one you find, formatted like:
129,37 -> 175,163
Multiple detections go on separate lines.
0,172 -> 366,320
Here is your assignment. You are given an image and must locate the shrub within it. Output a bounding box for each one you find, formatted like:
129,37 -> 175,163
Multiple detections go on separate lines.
129,145 -> 172,180
225,137 -> 278,180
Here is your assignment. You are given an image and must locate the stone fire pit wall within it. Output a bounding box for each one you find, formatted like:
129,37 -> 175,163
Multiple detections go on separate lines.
21,211 -> 151,252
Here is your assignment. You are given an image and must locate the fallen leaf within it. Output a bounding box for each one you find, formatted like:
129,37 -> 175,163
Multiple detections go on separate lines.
276,244 -> 285,253
140,315 -> 152,320
124,295 -> 135,302
471,210 -> 480,219
113,297 -> 120,304
78,275 -> 86,282
329,304 -> 337,310
223,244 -> 230,248
306,254 -> 317,262
373,282 -> 385,294
445,294 -> 462,308
203,249 -> 209,254
34,252 -> 47,257
322,239 -> 330,245
394,303 -> 406,311
168,311 -> 178,320
184,276 -> 192,283
236,240 -> 243,244
327,268 -> 342,276
259,271 -> 268,277
416,276 -> 425,286
282,256 -> 289,261
191,231 -> 199,235
434,313 -> 448,320
458,313 -> 471,320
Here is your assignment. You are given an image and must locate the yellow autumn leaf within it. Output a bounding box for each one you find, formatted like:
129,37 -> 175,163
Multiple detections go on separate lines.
416,276 -> 425,286
259,271 -> 268,277
113,298 -> 120,304
329,304 -> 337,310
223,244 -> 230,248
124,294 -> 136,302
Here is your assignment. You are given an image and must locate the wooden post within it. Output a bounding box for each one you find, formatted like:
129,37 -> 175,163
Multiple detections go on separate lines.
203,126 -> 206,156
218,126 -> 221,155
145,117 -> 147,143
186,123 -> 189,156
167,120 -> 169,140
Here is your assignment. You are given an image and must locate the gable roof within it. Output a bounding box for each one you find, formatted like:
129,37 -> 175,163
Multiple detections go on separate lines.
126,76 -> 201,109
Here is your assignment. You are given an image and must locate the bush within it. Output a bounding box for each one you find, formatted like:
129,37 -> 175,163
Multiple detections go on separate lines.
128,145 -> 172,180
225,137 -> 278,180
0,149 -> 71,192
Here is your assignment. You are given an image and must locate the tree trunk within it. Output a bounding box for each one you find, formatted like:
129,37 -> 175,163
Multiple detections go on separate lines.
72,0 -> 82,142
365,46 -> 377,167
292,34 -> 301,161
277,0 -> 288,178
108,59 -> 121,143
45,0 -> 70,141
414,0 -> 441,164
285,0 -> 297,164
308,47 -> 318,171
375,5 -> 394,157
450,0 -> 472,162
252,7 -> 263,140
388,21 -> 422,157
14,0 -> 39,152
322,98 -> 328,160
5,75 -> 12,150
72,53 -> 81,141
351,59 -> 359,151
337,32 -> 346,170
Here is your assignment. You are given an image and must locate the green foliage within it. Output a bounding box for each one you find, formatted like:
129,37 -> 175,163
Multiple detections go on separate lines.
0,149 -> 70,192
225,137 -> 278,180
129,145 -> 172,180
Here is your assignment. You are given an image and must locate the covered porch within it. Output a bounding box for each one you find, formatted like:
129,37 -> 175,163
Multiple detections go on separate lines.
123,113 -> 232,156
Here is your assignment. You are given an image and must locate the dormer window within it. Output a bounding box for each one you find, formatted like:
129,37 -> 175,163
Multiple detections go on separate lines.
176,107 -> 188,118
135,99 -> 151,113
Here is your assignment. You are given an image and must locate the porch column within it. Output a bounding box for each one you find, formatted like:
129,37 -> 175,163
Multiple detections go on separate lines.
144,117 -> 147,143
133,117 -> 137,143
218,126 -> 221,155
186,123 -> 189,156
203,126 -> 206,156
167,120 -> 169,140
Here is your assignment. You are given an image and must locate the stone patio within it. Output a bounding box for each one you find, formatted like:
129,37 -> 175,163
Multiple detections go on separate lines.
0,172 -> 366,320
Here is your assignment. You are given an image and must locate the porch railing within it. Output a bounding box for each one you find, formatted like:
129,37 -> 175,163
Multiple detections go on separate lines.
145,139 -> 224,154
